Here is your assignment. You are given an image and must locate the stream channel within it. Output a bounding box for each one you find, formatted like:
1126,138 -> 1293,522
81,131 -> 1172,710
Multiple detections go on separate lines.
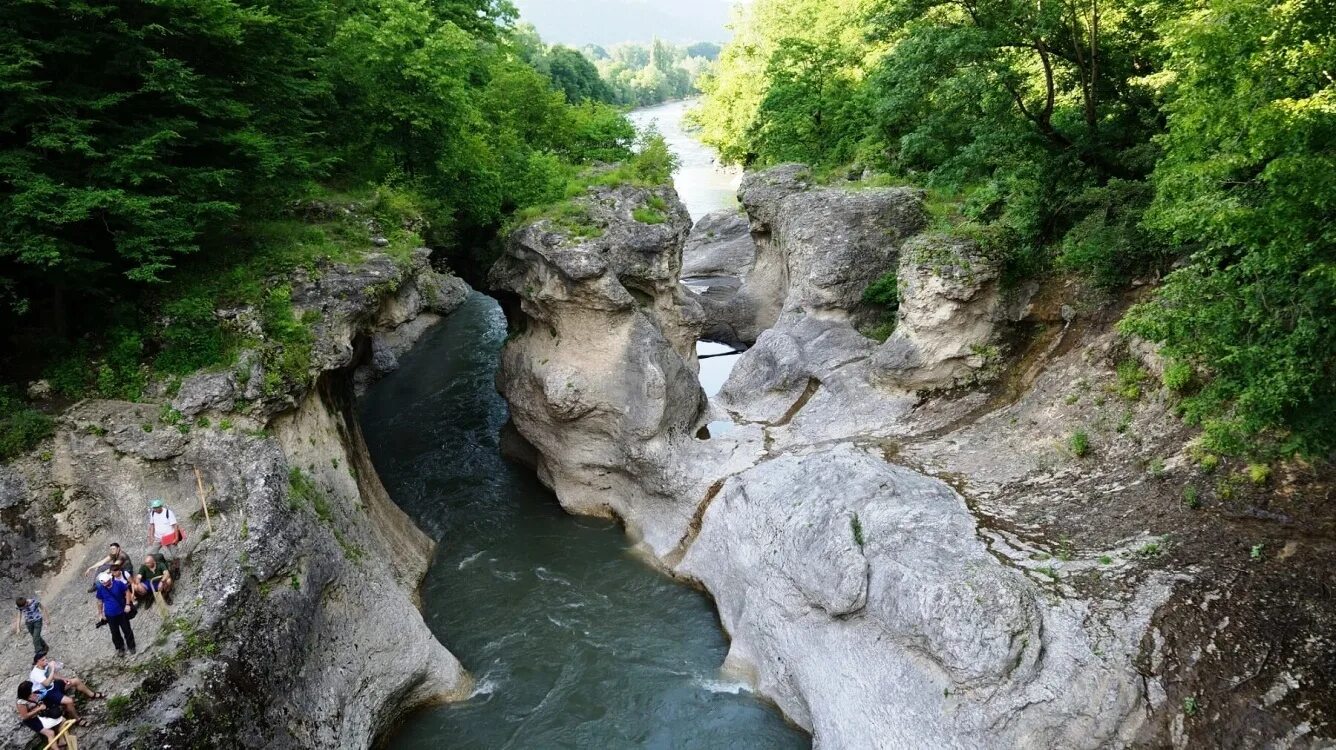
364,100 -> 806,748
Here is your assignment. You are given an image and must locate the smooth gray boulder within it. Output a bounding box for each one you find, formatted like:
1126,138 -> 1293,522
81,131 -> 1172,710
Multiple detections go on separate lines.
682,209 -> 755,279
679,445 -> 1162,749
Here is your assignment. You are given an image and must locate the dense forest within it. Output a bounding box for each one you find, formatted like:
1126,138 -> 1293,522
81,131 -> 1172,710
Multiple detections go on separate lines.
585,40 -> 719,107
695,0 -> 1334,458
0,0 -> 657,457
514,28 -> 719,108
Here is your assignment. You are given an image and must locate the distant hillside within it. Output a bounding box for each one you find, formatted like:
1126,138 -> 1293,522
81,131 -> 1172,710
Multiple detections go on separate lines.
511,0 -> 734,46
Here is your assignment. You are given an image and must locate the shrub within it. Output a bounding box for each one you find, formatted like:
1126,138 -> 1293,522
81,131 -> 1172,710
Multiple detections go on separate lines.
1162,360 -> 1194,393
862,320 -> 896,343
259,286 -> 315,396
861,272 -> 899,309
1247,463 -> 1271,485
0,389 -> 53,461
1068,430 -> 1091,458
1057,180 -> 1168,290
106,694 -> 133,724
155,297 -> 229,376
630,129 -> 679,185
1115,360 -> 1147,401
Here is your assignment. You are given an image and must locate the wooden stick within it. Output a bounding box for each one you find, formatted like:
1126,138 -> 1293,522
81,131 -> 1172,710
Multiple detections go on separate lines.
193,467 -> 214,534
151,574 -> 169,618
44,718 -> 77,750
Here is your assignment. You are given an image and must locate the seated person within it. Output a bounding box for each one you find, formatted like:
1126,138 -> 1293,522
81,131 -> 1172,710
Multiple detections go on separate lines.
134,553 -> 174,605
107,562 -> 134,587
82,541 -> 133,593
16,680 -> 66,744
29,653 -> 100,706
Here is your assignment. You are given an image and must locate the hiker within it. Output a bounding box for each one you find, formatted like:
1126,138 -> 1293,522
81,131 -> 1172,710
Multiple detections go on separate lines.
82,542 -> 133,592
93,571 -> 136,656
107,562 -> 134,588
147,499 -> 183,570
134,553 -> 173,605
13,597 -> 48,655
16,681 -> 69,744
29,653 -> 99,705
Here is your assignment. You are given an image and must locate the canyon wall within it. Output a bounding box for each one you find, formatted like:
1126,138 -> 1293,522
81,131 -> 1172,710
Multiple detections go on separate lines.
1,249 -> 471,749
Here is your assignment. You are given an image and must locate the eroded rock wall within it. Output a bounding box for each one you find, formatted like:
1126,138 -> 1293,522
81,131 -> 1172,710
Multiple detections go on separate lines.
0,250 -> 470,749
493,167 -> 1193,749
489,184 -> 711,555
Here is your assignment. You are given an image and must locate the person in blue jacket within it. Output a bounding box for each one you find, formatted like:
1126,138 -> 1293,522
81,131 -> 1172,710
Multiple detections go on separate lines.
92,571 -> 136,656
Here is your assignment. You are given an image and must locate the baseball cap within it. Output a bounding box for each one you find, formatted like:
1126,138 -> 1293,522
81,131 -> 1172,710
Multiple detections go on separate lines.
97,571 -> 113,583
150,499 -> 164,509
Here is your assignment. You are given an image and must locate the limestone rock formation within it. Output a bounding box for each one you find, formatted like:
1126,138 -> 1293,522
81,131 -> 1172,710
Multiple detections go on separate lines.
0,250 -> 470,749
680,444 -> 1164,748
682,209 -> 755,280
873,234 -> 1004,390
490,183 -> 709,555
691,163 -> 927,349
495,167 -> 1186,749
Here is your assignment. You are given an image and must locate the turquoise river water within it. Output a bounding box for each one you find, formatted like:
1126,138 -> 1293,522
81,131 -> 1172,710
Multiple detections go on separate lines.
363,101 -> 806,748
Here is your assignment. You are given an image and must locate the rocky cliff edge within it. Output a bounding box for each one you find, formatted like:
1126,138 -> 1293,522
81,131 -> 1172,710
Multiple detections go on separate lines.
1,247 -> 471,748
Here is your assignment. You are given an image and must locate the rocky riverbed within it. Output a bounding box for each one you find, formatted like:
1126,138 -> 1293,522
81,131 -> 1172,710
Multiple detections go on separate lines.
2,164 -> 1331,749
492,166 -> 1336,748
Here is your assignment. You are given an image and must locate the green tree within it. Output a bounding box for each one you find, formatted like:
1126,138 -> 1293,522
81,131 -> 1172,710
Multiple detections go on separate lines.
0,0 -> 331,324
545,45 -> 614,103
1122,0 -> 1336,455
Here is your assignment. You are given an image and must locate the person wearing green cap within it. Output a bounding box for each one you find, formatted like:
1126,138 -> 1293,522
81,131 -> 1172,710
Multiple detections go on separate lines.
147,498 -> 182,568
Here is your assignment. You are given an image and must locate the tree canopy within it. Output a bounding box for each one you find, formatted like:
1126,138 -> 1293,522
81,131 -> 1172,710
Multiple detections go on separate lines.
696,0 -> 1335,457
0,0 -> 639,450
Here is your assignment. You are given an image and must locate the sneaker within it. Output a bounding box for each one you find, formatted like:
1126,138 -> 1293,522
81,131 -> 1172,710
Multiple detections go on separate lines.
115,651 -> 126,658
128,648 -> 137,655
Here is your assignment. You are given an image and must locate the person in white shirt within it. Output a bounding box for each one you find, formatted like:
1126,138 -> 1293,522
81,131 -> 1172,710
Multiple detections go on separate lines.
28,653 -> 99,720
147,498 -> 182,566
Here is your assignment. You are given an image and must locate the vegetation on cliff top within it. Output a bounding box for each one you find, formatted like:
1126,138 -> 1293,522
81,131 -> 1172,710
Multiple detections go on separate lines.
0,0 -> 647,451
695,0 -> 1334,458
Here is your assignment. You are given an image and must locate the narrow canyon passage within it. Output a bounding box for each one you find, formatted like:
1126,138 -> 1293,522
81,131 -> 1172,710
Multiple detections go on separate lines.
360,294 -> 807,748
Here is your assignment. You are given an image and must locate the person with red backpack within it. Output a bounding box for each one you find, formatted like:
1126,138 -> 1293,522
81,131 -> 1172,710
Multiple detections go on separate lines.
147,499 -> 183,573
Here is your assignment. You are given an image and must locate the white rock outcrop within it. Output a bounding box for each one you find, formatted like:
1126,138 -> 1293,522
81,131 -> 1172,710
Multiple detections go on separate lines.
494,168 -> 1175,748
0,250 -> 471,749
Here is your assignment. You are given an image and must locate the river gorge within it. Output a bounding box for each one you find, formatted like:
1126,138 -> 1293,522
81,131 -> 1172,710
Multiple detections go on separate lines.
366,101 -> 804,747
1,97 -> 1327,750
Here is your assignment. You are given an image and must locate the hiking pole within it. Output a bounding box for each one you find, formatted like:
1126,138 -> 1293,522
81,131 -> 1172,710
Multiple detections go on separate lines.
193,467 -> 214,534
